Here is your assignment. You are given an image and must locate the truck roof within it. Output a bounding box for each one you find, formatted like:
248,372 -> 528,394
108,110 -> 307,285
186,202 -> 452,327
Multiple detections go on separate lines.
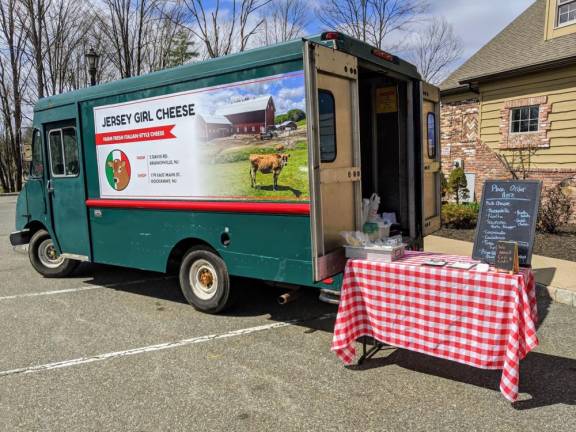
34,34 -> 420,112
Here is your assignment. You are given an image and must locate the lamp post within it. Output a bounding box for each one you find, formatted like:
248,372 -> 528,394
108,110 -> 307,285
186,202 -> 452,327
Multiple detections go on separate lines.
85,48 -> 100,87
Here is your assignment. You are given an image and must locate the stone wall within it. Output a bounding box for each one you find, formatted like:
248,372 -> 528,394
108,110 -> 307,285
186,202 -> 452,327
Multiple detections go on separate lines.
440,97 -> 576,219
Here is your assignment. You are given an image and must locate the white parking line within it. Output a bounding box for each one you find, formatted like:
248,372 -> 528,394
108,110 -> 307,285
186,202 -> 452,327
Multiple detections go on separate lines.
0,313 -> 336,378
0,276 -> 175,302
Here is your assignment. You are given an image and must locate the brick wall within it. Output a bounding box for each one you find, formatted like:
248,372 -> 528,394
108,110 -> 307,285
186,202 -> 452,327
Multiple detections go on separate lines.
499,96 -> 551,149
440,97 -> 576,219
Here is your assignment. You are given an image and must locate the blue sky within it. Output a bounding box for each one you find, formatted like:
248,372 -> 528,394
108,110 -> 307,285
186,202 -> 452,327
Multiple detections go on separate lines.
424,0 -> 535,67
197,72 -> 305,116
305,0 -> 535,69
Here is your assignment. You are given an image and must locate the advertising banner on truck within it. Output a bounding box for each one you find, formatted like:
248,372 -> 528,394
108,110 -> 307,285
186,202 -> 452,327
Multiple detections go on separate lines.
94,71 -> 309,201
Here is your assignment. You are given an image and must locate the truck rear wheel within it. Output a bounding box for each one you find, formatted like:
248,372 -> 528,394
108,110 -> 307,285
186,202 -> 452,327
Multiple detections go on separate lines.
29,229 -> 78,278
179,246 -> 233,314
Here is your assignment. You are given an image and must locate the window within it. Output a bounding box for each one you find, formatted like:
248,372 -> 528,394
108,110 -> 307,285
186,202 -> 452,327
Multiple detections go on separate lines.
63,128 -> 79,175
558,0 -> 576,26
318,90 -> 336,162
30,129 -> 44,177
48,127 -> 79,177
510,106 -> 539,133
427,112 -> 437,159
49,130 -> 64,176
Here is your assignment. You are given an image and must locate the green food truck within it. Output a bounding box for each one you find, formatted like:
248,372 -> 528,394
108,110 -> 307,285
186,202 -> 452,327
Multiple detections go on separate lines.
10,33 -> 442,313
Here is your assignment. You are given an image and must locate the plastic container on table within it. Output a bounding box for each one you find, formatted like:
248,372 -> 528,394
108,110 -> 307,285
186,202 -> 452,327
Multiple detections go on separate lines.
345,244 -> 405,263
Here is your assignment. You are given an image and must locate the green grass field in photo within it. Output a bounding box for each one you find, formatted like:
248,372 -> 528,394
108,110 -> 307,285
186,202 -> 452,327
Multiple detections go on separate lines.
208,140 -> 309,200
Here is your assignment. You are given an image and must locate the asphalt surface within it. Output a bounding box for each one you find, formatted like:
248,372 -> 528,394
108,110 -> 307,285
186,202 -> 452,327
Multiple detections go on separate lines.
0,195 -> 575,431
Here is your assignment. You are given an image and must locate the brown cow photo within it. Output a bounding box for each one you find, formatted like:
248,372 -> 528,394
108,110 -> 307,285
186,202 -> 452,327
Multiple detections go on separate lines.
107,159 -> 130,191
249,153 -> 290,191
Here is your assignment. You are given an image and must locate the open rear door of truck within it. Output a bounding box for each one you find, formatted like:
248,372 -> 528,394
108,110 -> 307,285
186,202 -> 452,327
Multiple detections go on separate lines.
422,82 -> 442,236
305,41 -> 362,281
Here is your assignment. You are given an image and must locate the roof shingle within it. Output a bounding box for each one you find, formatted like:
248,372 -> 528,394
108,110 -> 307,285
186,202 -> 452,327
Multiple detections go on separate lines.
441,0 -> 576,91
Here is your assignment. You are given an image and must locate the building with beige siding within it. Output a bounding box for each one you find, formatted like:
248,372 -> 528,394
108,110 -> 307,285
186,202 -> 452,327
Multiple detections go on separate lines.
440,0 -> 576,205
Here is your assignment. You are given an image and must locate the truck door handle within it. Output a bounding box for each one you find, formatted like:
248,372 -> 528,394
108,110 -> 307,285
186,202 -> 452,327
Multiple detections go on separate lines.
47,180 -> 54,194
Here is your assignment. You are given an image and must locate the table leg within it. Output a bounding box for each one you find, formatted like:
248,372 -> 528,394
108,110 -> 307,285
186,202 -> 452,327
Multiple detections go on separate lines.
357,337 -> 396,365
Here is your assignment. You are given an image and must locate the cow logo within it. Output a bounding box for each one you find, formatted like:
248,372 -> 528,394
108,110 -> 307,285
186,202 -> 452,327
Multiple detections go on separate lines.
105,150 -> 131,191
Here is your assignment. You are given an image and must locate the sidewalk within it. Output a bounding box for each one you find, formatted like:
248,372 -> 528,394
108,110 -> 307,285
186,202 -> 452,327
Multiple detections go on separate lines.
425,235 -> 576,308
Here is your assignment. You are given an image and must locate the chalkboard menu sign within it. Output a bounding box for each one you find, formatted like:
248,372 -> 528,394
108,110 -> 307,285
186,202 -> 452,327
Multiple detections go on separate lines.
472,180 -> 542,266
495,241 -> 519,273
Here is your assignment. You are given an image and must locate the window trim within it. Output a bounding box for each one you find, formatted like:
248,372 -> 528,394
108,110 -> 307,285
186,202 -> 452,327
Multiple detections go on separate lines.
426,112 -> 437,159
47,126 -> 79,178
29,129 -> 44,178
509,105 -> 540,135
318,89 -> 337,163
556,0 -> 576,28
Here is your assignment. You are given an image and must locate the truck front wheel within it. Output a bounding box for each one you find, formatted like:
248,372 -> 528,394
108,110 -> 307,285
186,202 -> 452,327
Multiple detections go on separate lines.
179,246 -> 233,314
29,230 -> 78,278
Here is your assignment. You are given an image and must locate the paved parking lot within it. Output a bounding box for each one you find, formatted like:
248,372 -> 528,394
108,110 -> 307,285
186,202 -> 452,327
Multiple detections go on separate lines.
0,195 -> 575,431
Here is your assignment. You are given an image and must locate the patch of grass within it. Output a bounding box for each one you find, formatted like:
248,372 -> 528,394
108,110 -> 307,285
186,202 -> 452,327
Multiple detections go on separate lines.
208,146 -> 309,200
213,145 -> 277,164
297,119 -> 307,127
293,140 -> 306,150
213,139 -> 308,164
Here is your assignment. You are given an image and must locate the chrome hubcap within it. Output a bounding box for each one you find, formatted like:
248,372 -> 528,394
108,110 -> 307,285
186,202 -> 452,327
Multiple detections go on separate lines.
189,259 -> 218,300
38,238 -> 64,268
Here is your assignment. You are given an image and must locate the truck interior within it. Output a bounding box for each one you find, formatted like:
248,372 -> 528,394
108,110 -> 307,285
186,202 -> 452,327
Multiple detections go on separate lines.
358,66 -> 412,238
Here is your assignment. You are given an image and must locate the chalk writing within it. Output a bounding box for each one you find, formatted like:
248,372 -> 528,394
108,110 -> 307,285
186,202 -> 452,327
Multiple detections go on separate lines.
472,180 -> 541,266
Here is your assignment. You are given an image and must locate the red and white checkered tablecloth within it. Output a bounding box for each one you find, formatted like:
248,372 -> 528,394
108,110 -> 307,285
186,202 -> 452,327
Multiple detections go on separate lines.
331,251 -> 538,402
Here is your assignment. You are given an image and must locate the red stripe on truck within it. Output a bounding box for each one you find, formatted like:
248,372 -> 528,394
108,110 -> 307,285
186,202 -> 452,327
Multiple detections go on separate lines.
85,199 -> 310,215
95,125 -> 176,145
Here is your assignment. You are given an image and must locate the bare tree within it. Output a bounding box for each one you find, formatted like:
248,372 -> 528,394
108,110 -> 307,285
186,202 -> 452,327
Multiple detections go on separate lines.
407,17 -> 463,84
257,0 -> 309,46
42,0 -> 93,95
496,146 -> 539,180
20,0 -> 50,99
316,0 -> 428,50
144,1 -> 195,71
97,0 -> 195,77
178,0 -> 271,58
0,0 -> 28,192
99,0 -> 138,78
97,0 -> 157,78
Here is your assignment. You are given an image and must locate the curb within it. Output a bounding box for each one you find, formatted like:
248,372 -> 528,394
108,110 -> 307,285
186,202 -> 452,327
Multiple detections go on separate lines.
538,284 -> 576,308
0,193 -> 19,197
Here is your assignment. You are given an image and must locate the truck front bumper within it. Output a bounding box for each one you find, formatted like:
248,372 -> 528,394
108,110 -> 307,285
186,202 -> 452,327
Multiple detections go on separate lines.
9,229 -> 30,246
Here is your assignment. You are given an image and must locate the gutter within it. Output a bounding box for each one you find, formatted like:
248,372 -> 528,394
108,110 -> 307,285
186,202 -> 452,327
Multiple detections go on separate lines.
459,55 -> 576,86
439,85 -> 475,97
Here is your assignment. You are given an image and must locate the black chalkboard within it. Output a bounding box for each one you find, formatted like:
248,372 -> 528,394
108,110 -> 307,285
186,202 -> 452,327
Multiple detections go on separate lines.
472,180 -> 542,266
495,241 -> 519,273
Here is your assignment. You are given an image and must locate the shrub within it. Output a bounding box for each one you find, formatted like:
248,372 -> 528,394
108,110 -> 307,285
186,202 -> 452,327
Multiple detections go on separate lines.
442,203 -> 479,229
537,184 -> 573,234
447,167 -> 469,204
287,109 -> 306,122
467,201 -> 480,213
441,172 -> 449,201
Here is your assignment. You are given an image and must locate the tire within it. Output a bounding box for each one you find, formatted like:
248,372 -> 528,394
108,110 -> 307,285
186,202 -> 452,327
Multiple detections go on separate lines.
28,229 -> 79,278
179,246 -> 233,314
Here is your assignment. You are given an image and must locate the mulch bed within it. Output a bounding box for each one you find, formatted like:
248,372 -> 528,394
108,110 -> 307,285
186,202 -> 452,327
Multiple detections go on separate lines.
435,225 -> 576,262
